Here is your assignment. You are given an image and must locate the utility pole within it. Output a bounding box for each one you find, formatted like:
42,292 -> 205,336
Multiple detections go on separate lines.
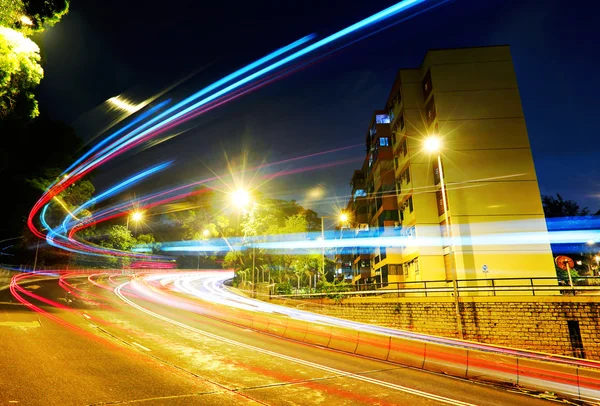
321,217 -> 325,277
32,238 -> 40,272
252,244 -> 256,298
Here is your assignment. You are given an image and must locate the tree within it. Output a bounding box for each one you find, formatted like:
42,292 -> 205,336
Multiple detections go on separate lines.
0,26 -> 43,119
542,194 -> 590,218
23,0 -> 69,31
0,0 -> 69,34
0,0 -> 26,29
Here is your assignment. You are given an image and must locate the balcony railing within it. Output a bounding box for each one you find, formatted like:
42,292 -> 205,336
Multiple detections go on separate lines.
269,276 -> 600,299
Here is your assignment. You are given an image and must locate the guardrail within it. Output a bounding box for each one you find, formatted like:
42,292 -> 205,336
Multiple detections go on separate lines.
269,276 -> 600,299
209,284 -> 600,402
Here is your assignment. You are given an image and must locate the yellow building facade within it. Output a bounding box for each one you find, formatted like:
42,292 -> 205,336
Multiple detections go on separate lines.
371,45 -> 556,291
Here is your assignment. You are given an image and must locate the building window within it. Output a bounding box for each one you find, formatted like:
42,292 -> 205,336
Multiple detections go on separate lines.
394,156 -> 399,169
370,123 -> 377,136
422,69 -> 433,101
381,264 -> 389,287
400,114 -> 405,130
433,160 -> 442,185
400,167 -> 410,184
400,138 -> 408,156
381,210 -> 399,221
436,190 -> 447,216
408,196 -> 413,213
379,137 -> 389,147
389,108 -> 395,122
354,189 -> 367,199
376,114 -> 390,124
381,247 -> 387,260
425,95 -> 437,127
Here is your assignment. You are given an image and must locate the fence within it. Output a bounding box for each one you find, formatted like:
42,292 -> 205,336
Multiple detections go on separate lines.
270,276 -> 600,299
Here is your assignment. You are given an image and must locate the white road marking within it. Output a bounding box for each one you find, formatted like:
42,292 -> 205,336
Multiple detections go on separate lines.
83,314 -> 91,320
131,341 -> 151,352
115,282 -> 477,406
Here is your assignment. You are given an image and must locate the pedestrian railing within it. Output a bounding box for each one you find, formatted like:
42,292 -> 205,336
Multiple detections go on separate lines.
269,276 -> 600,299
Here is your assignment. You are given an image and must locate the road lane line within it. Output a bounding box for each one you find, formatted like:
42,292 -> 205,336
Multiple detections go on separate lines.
131,341 -> 151,351
83,313 -> 91,319
115,282 -> 478,406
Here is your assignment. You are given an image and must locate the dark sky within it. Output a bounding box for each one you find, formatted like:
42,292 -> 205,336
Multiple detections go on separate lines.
34,0 -> 600,214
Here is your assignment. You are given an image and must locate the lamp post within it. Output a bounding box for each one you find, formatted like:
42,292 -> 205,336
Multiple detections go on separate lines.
424,136 -> 464,339
231,188 -> 257,296
320,213 -> 351,278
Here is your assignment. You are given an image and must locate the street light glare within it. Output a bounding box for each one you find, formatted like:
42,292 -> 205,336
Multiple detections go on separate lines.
131,211 -> 144,222
339,213 -> 349,223
20,15 -> 34,26
424,136 -> 442,153
231,189 -> 251,208
587,240 -> 595,245
203,229 -> 210,237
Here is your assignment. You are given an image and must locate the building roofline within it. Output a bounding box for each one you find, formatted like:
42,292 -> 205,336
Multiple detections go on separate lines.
412,44 -> 511,70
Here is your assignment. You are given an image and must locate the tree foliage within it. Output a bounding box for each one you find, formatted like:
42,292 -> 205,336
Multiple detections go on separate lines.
542,194 -> 590,218
0,0 -> 69,33
0,26 -> 43,119
23,0 -> 69,31
0,0 -> 69,119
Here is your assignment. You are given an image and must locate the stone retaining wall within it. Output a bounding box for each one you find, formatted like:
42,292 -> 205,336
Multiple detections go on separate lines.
268,296 -> 600,360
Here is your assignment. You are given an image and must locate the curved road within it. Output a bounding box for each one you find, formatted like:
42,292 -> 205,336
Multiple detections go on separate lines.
0,270 -> 558,405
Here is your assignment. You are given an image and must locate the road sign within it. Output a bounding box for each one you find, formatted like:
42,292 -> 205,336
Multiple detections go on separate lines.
482,264 -> 488,273
555,255 -> 574,271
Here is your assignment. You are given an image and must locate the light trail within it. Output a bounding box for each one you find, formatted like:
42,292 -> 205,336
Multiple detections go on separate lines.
115,279 -> 478,406
28,0 -> 434,258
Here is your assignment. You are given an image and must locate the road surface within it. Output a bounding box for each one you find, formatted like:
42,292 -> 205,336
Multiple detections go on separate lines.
0,270 -> 557,405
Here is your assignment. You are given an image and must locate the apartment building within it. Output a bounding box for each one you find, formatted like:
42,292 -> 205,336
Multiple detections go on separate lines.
344,45 -> 556,289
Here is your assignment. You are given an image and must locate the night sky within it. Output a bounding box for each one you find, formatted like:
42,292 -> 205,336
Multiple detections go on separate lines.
33,0 -> 600,214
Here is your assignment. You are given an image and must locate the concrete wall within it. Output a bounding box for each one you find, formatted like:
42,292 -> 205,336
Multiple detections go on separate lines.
272,296 -> 600,360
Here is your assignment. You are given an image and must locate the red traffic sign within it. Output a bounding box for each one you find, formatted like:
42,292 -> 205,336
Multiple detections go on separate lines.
555,255 -> 574,271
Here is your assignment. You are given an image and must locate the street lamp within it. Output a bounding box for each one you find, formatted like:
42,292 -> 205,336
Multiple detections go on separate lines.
320,212 -> 351,277
424,135 -> 464,340
230,188 -> 257,295
231,188 -> 251,209
126,211 -> 144,236
202,229 -> 210,237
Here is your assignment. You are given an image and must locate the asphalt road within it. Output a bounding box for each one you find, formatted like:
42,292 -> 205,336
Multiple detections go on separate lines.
0,272 -> 558,406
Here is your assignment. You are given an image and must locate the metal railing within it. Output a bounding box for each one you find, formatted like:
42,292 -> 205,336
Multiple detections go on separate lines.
270,276 -> 600,299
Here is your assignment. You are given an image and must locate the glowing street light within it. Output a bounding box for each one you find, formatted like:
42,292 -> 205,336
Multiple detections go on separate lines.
231,188 -> 251,209
20,15 -> 34,26
126,210 -> 144,235
587,240 -> 595,246
202,229 -> 210,237
423,136 -> 442,153
131,211 -> 144,222
339,213 -> 349,223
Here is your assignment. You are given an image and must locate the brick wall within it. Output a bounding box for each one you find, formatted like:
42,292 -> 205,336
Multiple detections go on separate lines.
269,296 -> 600,360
